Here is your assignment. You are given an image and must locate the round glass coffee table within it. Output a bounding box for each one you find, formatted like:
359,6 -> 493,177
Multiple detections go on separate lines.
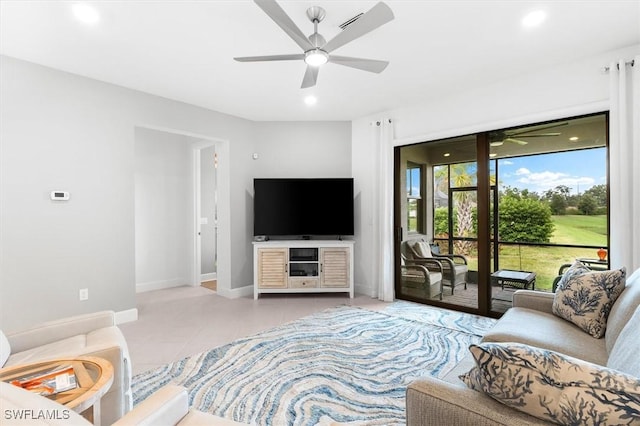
0,356 -> 113,425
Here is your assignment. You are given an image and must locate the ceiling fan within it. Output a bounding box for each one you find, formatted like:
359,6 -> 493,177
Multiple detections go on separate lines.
489,122 -> 568,146
234,0 -> 394,88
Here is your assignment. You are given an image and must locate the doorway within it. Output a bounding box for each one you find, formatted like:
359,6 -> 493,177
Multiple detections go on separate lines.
134,126 -> 230,295
196,145 -> 218,291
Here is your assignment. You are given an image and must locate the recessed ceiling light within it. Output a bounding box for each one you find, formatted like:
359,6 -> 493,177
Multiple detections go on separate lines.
522,10 -> 546,28
443,153 -> 451,157
569,136 -> 579,141
73,3 -> 100,25
489,153 -> 497,158
304,95 -> 317,106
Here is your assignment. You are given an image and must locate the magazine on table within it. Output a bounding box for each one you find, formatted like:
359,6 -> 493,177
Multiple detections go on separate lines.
8,364 -> 78,396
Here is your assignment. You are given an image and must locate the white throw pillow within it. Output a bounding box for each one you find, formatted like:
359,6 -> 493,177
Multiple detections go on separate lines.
413,241 -> 432,258
460,342 -> 640,425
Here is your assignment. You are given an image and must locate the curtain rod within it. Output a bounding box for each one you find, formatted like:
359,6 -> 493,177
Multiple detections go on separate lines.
602,59 -> 635,73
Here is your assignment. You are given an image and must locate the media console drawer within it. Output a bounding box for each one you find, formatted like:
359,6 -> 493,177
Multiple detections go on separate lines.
289,278 -> 319,288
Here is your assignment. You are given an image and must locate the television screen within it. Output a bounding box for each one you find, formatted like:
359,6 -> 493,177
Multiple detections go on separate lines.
254,178 -> 354,237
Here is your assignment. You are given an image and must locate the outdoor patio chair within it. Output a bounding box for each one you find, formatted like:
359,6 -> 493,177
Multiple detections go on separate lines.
401,261 -> 443,300
402,239 -> 468,295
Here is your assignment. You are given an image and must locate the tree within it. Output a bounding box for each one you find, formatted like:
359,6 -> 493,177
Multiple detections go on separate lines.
583,184 -> 607,207
499,194 -> 555,243
543,185 -> 571,213
549,193 -> 568,215
435,163 -> 476,254
434,207 -> 452,237
578,194 -> 597,215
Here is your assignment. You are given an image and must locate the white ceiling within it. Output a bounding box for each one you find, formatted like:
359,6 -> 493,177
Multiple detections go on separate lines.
1,1 -> 639,122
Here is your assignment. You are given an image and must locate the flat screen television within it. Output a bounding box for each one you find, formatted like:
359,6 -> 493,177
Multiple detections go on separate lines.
254,178 -> 354,238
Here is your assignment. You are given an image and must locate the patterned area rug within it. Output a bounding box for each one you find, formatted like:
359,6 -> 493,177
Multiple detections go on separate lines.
132,302 -> 496,425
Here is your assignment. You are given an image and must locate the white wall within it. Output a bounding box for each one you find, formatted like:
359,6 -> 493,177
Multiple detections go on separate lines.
134,127 -> 193,292
0,55 -> 252,330
0,55 -> 353,330
250,121 -> 351,178
351,44 -> 640,296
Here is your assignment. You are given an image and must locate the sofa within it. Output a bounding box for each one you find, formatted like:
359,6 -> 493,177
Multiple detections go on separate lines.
1,311 -> 132,425
406,266 -> 640,425
0,382 -> 246,425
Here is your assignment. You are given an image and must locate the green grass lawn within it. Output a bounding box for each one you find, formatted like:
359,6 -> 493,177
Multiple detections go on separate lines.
551,215 -> 607,246
461,215 -> 607,292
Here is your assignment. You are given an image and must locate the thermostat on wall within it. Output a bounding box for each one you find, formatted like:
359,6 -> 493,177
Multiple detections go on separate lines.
50,191 -> 70,201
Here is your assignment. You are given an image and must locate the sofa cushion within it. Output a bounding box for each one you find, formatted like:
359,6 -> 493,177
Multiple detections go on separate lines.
607,305 -> 640,377
0,330 -> 10,367
552,265 -> 626,338
606,267 -> 640,353
481,307 -> 608,365
460,342 -> 640,425
413,241 -> 432,258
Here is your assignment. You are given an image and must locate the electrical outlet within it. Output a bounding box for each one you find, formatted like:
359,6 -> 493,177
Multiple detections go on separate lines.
79,288 -> 89,301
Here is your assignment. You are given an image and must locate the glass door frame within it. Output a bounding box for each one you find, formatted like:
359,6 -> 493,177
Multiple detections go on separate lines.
393,132 -> 497,317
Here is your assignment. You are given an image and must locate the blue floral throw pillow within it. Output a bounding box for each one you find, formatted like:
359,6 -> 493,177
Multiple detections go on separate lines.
460,342 -> 640,425
552,264 -> 626,338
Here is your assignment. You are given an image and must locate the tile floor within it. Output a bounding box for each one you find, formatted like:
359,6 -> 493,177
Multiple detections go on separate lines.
119,286 -> 390,375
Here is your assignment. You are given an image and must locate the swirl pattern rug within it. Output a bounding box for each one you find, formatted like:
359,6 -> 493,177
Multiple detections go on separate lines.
132,302 -> 496,425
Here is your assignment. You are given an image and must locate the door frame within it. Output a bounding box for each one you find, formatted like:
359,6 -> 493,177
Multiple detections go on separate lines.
393,133 -> 495,317
134,124 -> 231,295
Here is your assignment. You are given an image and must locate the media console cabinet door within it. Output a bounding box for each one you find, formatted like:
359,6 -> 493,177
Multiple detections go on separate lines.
320,247 -> 350,288
257,248 -> 288,288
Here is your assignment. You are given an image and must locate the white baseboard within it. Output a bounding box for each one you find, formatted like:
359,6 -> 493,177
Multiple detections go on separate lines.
201,272 -> 217,282
136,278 -> 188,293
115,308 -> 138,324
217,284 -> 253,299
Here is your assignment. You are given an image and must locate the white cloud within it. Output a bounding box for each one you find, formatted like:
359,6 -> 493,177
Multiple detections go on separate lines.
516,170 -> 595,190
501,160 -> 515,165
515,167 -> 530,175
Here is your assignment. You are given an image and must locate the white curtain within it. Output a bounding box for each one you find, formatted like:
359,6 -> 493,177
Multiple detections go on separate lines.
609,56 -> 640,272
373,118 -> 395,301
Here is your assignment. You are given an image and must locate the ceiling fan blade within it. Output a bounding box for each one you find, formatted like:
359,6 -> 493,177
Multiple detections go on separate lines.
329,55 -> 389,73
254,0 -> 313,52
514,132 -> 562,138
504,137 -> 528,145
322,2 -> 394,53
234,54 -> 305,62
511,122 -> 568,136
301,65 -> 319,88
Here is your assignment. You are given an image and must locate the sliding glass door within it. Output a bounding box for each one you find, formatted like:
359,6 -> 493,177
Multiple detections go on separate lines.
394,112 -> 609,317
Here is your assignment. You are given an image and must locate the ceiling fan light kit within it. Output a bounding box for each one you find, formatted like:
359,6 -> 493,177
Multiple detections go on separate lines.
234,0 -> 394,88
305,49 -> 328,66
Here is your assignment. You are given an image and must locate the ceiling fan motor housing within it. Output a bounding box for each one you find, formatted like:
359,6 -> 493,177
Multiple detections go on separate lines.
306,6 -> 326,23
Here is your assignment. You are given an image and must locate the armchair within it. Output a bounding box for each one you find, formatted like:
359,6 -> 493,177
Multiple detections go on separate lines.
1,311 -> 132,426
0,382 -> 247,425
402,239 -> 468,294
401,262 -> 444,300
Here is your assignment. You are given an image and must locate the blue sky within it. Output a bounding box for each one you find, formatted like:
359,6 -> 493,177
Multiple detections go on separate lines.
497,148 -> 606,195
